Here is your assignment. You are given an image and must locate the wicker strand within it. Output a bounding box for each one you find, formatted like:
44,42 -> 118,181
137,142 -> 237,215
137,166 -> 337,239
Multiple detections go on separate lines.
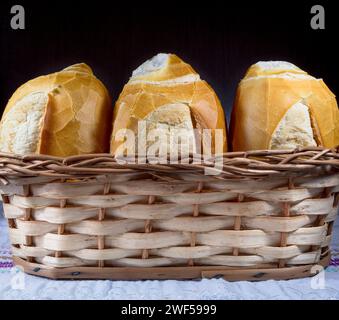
278,202 -> 290,268
278,178 -> 294,268
22,185 -> 34,263
318,187 -> 333,257
233,194 -> 244,256
55,189 -> 67,258
323,191 -> 338,257
1,194 -> 14,228
97,182 -> 110,267
188,181 -> 203,266
142,195 -> 155,259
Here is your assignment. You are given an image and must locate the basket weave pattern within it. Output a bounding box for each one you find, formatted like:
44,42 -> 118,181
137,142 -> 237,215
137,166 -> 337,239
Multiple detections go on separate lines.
0,148 -> 338,278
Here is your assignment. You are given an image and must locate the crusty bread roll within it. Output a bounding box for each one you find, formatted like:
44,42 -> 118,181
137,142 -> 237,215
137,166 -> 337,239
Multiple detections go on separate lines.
110,53 -> 227,156
230,61 -> 339,151
0,64 -> 112,156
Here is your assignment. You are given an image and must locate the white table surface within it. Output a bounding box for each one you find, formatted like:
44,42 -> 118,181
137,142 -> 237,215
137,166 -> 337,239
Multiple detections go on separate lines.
1,211 -> 338,300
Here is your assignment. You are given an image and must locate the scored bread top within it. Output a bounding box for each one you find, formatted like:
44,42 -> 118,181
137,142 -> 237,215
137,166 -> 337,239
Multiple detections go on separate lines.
244,61 -> 307,77
111,53 -> 227,155
0,63 -> 112,156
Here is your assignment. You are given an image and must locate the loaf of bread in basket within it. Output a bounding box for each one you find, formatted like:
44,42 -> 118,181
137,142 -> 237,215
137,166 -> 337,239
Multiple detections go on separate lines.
230,61 -> 339,151
110,53 -> 228,156
0,63 -> 112,157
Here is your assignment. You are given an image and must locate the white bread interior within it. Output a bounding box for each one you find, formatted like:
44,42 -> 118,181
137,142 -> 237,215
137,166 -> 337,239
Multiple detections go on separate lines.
144,103 -> 195,155
0,92 -> 47,154
269,101 -> 317,149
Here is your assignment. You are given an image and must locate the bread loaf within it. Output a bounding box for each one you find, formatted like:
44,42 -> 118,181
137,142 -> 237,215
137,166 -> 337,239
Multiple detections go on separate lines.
110,53 -> 227,156
0,63 -> 112,156
230,61 -> 339,151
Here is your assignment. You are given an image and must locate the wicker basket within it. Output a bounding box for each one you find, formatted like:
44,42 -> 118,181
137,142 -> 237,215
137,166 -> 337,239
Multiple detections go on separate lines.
0,147 -> 338,281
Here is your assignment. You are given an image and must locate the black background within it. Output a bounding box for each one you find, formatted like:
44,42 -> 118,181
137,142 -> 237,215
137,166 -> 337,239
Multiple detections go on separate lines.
0,0 -> 337,123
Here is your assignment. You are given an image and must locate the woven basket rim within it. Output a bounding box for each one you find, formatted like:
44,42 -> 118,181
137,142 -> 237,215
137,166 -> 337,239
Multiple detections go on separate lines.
0,147 -> 338,180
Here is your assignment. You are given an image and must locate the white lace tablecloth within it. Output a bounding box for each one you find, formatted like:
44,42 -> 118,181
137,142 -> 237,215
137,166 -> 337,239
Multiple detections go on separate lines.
1,211 -> 338,300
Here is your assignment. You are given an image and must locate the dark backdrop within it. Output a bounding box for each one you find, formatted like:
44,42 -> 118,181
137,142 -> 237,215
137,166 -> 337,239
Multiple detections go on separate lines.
0,1 -> 337,123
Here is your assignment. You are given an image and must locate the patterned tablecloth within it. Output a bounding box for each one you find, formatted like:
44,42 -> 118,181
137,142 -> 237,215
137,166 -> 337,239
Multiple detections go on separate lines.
1,211 -> 338,300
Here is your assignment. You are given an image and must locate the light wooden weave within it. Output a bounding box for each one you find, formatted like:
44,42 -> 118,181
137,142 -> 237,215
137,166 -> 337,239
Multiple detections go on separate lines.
0,147 -> 338,279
